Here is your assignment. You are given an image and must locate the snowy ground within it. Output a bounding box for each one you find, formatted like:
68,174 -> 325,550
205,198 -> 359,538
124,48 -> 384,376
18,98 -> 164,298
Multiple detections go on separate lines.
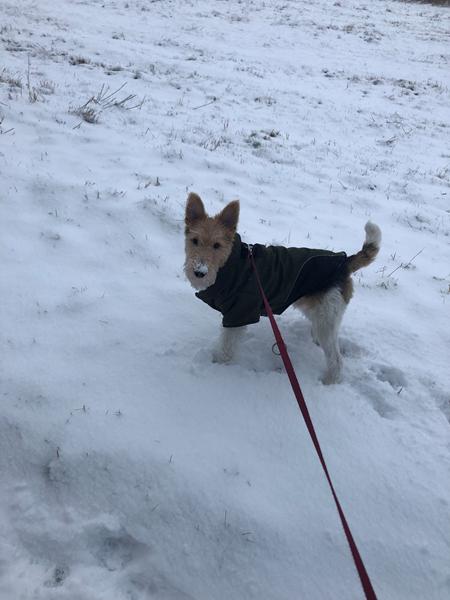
1,0 -> 450,598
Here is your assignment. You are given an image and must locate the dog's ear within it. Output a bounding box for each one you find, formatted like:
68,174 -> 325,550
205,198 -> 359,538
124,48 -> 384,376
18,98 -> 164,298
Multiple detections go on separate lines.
185,193 -> 206,225
217,200 -> 240,232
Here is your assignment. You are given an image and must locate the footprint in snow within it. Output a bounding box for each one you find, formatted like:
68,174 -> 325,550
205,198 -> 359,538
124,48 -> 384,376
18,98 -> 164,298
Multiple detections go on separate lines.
418,378 -> 450,425
90,527 -> 149,571
371,363 -> 407,390
339,337 -> 365,358
356,378 -> 398,419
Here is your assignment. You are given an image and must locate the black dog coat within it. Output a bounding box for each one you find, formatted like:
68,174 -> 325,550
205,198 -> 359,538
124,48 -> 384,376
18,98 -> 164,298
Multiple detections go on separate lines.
196,234 -> 349,328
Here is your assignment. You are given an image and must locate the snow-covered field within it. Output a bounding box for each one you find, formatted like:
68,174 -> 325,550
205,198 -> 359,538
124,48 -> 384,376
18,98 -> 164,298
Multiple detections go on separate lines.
1,0 -> 449,598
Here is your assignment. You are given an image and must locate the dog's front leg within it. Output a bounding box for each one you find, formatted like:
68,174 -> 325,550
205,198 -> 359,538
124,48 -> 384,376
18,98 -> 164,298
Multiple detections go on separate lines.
212,326 -> 246,363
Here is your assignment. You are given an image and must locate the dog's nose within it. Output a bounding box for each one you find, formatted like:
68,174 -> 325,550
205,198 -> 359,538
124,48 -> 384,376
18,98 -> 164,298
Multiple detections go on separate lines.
194,270 -> 206,278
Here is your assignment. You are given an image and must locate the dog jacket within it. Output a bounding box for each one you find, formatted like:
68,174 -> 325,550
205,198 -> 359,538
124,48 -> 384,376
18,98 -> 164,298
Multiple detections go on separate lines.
196,234 -> 348,328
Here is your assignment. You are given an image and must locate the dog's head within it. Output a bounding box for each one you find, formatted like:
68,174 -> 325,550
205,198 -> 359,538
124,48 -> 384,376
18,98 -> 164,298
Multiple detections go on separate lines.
184,193 -> 239,290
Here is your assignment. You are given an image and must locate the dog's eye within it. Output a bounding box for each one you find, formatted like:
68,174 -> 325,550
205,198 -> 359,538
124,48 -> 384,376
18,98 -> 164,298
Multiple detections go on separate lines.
191,238 -> 199,246
213,242 -> 221,250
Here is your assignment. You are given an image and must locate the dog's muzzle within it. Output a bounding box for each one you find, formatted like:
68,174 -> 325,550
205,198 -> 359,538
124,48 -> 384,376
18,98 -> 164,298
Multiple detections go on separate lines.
193,262 -> 208,279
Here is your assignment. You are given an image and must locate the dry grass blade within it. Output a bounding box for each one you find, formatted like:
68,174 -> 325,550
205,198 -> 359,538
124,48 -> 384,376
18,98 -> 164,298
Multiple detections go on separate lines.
387,249 -> 424,278
72,82 -> 144,124
0,115 -> 15,135
27,55 -> 39,103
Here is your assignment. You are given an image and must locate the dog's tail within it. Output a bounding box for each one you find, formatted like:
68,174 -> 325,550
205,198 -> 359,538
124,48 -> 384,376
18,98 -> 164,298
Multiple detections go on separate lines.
347,221 -> 381,273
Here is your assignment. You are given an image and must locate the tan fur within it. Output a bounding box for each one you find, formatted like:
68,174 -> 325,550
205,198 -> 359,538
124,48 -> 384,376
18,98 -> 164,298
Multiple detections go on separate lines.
295,295 -> 318,312
347,242 -> 379,273
184,193 -> 238,290
295,277 -> 354,313
340,277 -> 354,304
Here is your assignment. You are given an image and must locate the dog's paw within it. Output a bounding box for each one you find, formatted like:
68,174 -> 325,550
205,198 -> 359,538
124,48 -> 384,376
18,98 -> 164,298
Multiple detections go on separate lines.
212,348 -> 232,364
321,370 -> 343,385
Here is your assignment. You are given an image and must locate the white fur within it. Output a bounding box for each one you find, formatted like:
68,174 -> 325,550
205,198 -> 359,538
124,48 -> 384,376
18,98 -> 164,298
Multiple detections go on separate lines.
212,287 -> 347,384
364,221 -> 381,247
298,287 -> 347,384
212,326 -> 246,363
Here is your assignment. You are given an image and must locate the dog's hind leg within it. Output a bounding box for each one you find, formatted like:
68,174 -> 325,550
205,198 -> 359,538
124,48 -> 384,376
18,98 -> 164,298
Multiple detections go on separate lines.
316,288 -> 346,384
212,326 -> 246,363
318,327 -> 343,385
307,287 -> 347,384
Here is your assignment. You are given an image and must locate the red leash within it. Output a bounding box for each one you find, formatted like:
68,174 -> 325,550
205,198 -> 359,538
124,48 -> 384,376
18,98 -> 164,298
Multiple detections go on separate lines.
248,247 -> 378,600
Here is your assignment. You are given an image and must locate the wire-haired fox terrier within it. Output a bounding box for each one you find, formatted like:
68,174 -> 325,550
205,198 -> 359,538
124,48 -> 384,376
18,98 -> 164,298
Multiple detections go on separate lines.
184,193 -> 381,384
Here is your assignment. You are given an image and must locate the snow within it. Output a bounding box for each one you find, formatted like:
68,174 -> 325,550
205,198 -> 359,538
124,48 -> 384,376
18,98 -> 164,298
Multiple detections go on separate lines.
1,0 -> 449,598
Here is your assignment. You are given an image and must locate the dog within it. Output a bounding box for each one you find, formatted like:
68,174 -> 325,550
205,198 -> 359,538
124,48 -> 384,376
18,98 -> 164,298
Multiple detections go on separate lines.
184,192 -> 381,384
